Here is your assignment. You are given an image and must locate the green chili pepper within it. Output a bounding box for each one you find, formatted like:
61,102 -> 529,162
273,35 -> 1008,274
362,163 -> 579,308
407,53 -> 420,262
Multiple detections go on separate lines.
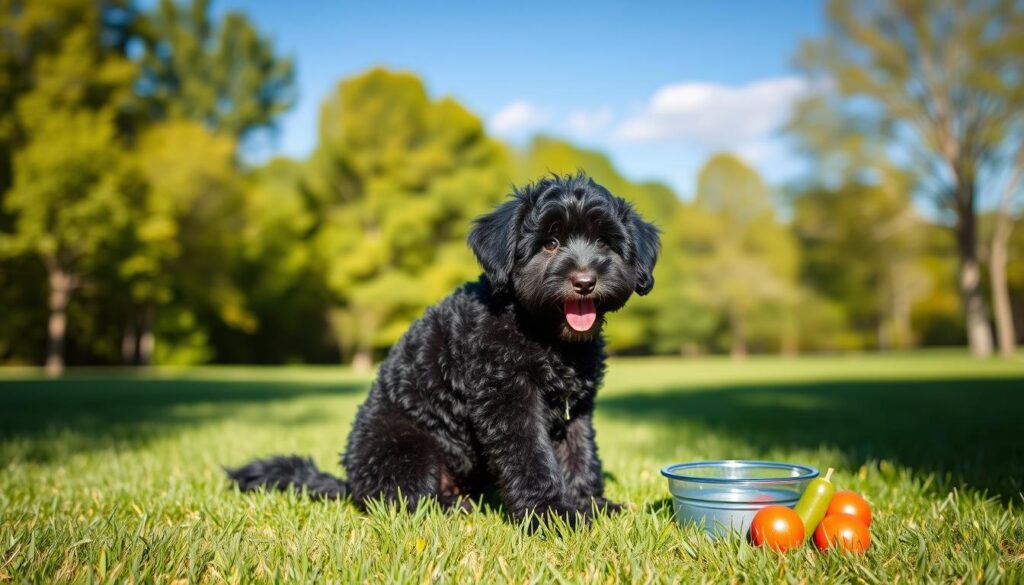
794,467 -> 834,541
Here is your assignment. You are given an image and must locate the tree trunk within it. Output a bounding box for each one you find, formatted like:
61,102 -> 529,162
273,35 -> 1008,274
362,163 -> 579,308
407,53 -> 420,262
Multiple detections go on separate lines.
780,312 -> 798,357
122,312 -> 138,365
990,164 -> 1021,358
351,347 -> 372,373
350,310 -> 376,373
889,261 -> 913,350
45,264 -> 74,378
138,303 -> 155,366
954,197 -> 993,357
990,230 -> 1015,357
780,331 -> 798,357
877,273 -> 890,350
729,303 -> 747,360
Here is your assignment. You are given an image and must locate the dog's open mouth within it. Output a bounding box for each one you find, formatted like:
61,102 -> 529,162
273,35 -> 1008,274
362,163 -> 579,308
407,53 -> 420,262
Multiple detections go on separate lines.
564,298 -> 597,332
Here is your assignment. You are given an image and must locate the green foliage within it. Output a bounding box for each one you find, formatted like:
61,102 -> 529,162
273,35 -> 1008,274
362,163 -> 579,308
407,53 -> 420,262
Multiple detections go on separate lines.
0,0 -> 136,192
791,179 -> 930,350
136,0 -> 295,141
679,154 -> 802,355
121,121 -> 254,364
786,74 -> 950,350
798,0 -> 1024,355
1006,215 -> 1024,308
216,158 -> 335,364
0,16 -> 135,319
0,256 -> 46,363
126,122 -> 236,304
801,0 -> 1024,185
0,22 -> 135,259
120,0 -> 297,364
0,6 -> 141,374
2,354 -> 1023,582
306,69 -> 510,362
0,0 -> 301,366
1,1 -> 1021,366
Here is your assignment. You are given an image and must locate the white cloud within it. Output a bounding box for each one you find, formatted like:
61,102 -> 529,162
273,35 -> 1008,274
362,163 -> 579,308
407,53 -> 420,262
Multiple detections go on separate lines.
736,139 -> 782,165
613,77 -> 810,150
564,106 -> 614,137
489,101 -> 550,136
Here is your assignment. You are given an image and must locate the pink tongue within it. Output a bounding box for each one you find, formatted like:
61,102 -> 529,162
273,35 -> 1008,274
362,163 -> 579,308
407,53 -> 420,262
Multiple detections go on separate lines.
564,298 -> 597,332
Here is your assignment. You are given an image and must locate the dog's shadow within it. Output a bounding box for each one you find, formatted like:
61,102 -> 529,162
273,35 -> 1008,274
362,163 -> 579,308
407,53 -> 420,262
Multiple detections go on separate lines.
0,375 -> 366,463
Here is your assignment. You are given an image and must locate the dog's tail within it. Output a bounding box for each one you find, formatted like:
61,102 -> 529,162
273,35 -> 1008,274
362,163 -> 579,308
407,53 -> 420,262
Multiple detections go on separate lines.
226,455 -> 349,501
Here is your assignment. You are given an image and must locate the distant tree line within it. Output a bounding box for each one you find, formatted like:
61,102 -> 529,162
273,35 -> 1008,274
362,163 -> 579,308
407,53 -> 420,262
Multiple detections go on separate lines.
0,0 -> 1021,374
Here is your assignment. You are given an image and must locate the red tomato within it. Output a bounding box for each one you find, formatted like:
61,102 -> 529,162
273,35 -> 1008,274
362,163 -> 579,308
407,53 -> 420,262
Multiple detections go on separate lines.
826,491 -> 872,527
749,505 -> 805,552
813,514 -> 870,554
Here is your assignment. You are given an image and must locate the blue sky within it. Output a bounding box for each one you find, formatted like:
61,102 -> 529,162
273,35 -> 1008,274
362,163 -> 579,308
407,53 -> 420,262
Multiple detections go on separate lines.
216,0 -> 825,196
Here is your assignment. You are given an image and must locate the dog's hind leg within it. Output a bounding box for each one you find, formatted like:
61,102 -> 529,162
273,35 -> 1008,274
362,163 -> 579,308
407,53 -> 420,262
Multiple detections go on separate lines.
343,405 -> 461,512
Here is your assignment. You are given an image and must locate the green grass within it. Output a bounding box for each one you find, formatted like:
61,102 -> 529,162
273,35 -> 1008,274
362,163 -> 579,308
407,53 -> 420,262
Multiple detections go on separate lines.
2,352 -> 1023,583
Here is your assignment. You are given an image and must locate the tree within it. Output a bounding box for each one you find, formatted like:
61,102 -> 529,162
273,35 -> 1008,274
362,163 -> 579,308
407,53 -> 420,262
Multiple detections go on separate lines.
799,0 -> 1024,356
0,1 -> 138,366
0,23 -> 135,376
135,0 -> 295,144
989,148 -> 1023,356
121,120 -> 247,365
787,95 -> 928,349
0,0 -> 136,194
792,181 -> 930,349
682,154 -> 799,358
221,158 -> 335,364
1006,215 -> 1024,343
305,69 -> 509,368
111,0 -> 295,365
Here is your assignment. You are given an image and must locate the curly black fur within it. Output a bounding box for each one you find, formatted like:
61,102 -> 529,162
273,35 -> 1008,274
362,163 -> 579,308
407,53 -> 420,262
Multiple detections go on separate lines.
226,455 -> 348,500
227,173 -> 660,527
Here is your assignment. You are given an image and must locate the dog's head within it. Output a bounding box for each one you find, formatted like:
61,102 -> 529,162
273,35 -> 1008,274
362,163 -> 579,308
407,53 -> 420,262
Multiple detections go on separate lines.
469,173 -> 660,342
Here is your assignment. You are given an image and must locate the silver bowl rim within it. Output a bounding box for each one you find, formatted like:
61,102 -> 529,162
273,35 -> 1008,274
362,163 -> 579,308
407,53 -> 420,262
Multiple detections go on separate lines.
660,460 -> 819,484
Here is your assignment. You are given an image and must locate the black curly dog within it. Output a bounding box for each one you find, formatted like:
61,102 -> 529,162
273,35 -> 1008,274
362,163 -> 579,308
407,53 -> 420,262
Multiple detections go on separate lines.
227,173 -> 660,526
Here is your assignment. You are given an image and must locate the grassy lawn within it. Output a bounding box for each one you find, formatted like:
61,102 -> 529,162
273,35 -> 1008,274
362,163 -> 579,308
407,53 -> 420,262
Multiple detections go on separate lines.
2,352 -> 1023,583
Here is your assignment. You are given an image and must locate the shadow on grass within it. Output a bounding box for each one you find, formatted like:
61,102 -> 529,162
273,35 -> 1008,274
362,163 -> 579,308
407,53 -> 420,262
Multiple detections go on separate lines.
4,370 -> 1022,505
600,376 -> 1024,503
0,375 -> 366,462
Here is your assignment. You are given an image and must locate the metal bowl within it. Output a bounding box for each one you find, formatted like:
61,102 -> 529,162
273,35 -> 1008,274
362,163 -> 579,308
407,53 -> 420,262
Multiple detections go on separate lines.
661,460 -> 819,538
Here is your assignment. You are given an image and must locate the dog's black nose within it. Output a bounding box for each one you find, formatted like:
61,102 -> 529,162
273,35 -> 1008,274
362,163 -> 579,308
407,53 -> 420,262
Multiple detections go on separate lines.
570,272 -> 596,295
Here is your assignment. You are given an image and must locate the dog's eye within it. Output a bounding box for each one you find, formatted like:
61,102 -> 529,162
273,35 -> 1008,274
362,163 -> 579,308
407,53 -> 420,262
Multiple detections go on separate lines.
543,237 -> 559,251
595,237 -> 607,249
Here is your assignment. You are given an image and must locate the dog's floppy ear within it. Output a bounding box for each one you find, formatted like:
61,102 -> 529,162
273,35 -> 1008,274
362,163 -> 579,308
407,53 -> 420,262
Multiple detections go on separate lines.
468,197 -> 522,293
625,205 -> 660,296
